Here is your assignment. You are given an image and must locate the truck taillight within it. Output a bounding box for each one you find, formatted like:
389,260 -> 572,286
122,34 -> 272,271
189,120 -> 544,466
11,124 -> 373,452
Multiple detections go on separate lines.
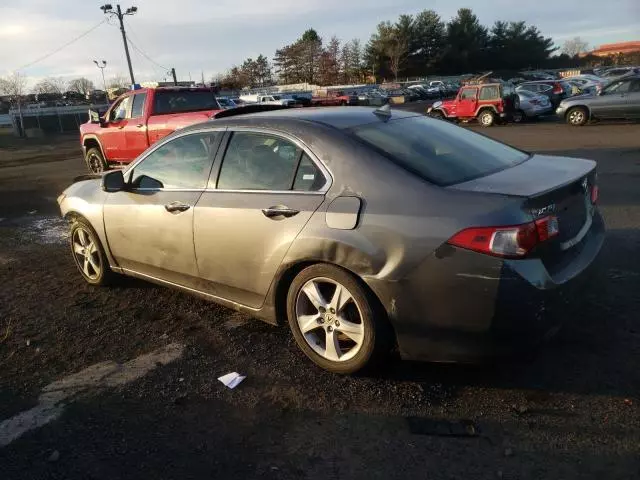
447,216 -> 559,258
591,185 -> 599,204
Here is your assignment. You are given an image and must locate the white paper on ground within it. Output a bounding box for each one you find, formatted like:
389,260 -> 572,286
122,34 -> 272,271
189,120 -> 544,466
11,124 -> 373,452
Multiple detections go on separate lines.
218,372 -> 246,389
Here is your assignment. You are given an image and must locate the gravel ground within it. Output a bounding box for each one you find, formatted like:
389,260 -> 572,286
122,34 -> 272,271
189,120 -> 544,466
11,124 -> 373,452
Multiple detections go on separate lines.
1,123 -> 639,479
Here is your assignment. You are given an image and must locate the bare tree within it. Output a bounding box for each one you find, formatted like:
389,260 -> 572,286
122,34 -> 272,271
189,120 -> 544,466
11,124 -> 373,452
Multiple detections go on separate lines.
68,77 -> 95,96
562,37 -> 590,57
107,74 -> 129,89
386,35 -> 409,81
0,72 -> 28,136
33,77 -> 67,95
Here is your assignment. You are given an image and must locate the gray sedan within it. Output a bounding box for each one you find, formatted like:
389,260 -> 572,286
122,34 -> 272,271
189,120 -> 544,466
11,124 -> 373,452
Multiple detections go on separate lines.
556,74 -> 640,125
58,107 -> 604,373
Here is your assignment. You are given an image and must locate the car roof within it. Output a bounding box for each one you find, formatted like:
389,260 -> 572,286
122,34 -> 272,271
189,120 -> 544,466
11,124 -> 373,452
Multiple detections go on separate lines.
189,106 -> 421,131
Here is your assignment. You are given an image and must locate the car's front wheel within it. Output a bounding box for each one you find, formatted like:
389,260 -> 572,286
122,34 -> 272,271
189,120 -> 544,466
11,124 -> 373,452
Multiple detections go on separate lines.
70,219 -> 115,286
286,264 -> 389,374
429,110 -> 446,120
513,109 -> 526,123
566,107 -> 588,126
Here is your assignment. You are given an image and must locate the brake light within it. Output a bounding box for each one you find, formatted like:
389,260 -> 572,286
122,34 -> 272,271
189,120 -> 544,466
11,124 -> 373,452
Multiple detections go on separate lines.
447,215 -> 559,258
591,185 -> 599,204
552,83 -> 563,94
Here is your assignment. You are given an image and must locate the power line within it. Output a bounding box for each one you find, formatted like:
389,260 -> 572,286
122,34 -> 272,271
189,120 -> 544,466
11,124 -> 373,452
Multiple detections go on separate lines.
15,20 -> 107,72
123,19 -> 169,71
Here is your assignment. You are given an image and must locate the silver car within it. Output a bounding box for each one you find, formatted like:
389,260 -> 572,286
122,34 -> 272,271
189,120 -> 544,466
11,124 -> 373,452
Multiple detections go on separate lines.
58,107 -> 604,373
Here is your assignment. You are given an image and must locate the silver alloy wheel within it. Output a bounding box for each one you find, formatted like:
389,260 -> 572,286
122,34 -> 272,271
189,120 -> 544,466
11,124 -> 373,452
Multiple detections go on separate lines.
295,277 -> 365,362
480,111 -> 493,126
72,227 -> 101,280
87,152 -> 104,173
569,109 -> 585,125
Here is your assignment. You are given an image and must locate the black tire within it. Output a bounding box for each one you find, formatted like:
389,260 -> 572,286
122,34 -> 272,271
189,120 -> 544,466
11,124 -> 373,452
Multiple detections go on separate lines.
478,109 -> 496,127
340,100 -> 347,106
513,109 -> 526,123
286,264 -> 390,374
429,110 -> 446,120
566,107 -> 588,126
85,147 -> 108,174
69,218 -> 116,286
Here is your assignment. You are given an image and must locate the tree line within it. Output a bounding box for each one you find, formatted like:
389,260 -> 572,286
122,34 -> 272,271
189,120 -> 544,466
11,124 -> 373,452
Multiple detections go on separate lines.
217,7 -> 565,89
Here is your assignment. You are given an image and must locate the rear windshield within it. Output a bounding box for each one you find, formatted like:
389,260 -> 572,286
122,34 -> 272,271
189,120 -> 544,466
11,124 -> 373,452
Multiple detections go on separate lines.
153,90 -> 220,115
350,116 -> 529,186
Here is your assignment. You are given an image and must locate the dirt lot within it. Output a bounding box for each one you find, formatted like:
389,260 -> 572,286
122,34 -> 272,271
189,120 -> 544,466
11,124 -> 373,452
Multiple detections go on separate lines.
1,122 -> 639,479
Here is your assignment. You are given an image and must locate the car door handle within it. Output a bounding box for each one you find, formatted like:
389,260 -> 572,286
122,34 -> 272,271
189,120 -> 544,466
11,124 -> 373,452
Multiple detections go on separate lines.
136,123 -> 144,128
164,201 -> 191,213
262,206 -> 299,218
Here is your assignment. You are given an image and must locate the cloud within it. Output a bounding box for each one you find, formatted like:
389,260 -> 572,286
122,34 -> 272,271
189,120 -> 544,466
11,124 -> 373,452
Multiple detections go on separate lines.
0,0 -> 638,89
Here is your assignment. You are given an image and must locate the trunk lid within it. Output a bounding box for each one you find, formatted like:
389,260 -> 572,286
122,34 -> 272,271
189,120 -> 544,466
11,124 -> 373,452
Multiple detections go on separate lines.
450,154 -> 597,253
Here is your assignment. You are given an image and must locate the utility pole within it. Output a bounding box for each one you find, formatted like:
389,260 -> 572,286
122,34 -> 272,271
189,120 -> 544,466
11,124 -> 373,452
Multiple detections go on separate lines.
93,60 -> 108,91
170,68 -> 178,86
100,4 -> 138,86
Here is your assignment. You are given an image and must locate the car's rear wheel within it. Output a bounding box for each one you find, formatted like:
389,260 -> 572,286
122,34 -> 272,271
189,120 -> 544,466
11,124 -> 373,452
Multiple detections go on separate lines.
478,110 -> 496,127
286,264 -> 388,374
566,107 -> 588,126
85,147 -> 107,174
70,219 -> 115,286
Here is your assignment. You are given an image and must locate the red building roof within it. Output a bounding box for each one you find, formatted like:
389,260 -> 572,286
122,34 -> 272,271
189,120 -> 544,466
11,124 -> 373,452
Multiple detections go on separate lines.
588,41 -> 640,56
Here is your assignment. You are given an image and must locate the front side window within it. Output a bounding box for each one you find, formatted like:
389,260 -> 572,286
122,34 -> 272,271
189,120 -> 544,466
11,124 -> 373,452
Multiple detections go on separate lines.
110,96 -> 131,122
216,132 -> 325,191
130,132 -> 219,189
130,93 -> 147,118
460,88 -> 477,100
350,115 -> 529,186
605,80 -> 631,94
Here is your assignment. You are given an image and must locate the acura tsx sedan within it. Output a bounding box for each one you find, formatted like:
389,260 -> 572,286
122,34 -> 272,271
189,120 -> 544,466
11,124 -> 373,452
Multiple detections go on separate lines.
58,106 -> 604,373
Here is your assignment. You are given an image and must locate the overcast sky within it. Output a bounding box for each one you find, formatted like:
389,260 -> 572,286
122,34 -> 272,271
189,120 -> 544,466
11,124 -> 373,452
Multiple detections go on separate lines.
1,0 -> 639,88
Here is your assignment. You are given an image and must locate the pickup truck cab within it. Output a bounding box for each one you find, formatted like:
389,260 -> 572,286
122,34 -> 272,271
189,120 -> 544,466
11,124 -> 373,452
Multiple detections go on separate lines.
81,87 -> 222,173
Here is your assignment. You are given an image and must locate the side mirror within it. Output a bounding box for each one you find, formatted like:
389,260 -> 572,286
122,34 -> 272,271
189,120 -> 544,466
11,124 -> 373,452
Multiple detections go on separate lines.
102,170 -> 125,192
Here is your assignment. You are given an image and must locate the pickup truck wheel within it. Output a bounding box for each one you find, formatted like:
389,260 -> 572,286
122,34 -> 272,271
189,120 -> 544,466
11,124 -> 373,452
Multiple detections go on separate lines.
478,110 -> 496,127
85,147 -> 107,174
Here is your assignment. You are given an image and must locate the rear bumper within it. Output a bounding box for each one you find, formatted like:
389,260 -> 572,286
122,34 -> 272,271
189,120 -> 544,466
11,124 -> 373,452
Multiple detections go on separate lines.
367,210 -> 605,363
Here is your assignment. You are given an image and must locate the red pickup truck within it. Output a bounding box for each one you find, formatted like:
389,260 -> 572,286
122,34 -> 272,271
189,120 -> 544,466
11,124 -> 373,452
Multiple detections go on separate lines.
310,90 -> 358,107
81,87 -> 222,173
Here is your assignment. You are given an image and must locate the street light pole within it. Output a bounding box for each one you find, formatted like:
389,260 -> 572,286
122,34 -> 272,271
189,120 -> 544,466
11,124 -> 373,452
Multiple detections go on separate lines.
100,4 -> 138,86
93,60 -> 108,91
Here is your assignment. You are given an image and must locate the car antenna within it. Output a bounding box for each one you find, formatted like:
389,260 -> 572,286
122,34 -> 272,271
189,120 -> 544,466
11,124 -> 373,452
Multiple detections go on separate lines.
373,103 -> 392,121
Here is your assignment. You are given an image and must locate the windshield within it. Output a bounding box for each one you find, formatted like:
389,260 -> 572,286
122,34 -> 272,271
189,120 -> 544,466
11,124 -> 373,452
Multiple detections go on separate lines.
349,115 -> 529,186
153,90 -> 220,114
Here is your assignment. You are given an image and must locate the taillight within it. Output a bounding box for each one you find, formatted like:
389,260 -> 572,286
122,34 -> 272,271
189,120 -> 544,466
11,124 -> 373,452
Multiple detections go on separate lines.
591,185 -> 599,204
552,83 -> 563,94
447,215 -> 559,258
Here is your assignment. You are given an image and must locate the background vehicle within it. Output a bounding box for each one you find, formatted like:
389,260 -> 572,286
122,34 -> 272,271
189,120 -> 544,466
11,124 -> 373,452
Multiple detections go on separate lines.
310,90 -> 357,106
516,80 -> 573,108
80,87 -> 222,173
565,75 -> 604,95
600,67 -> 639,80
514,90 -> 553,122
427,82 -> 519,126
58,107 -> 603,374
217,97 -> 237,109
239,94 -> 296,106
556,74 -> 640,125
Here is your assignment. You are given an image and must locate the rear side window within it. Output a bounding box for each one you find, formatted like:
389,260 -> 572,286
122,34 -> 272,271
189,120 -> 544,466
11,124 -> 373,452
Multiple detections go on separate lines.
153,91 -> 220,115
350,116 -> 529,186
130,92 -> 146,118
478,86 -> 499,100
216,132 -> 326,191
